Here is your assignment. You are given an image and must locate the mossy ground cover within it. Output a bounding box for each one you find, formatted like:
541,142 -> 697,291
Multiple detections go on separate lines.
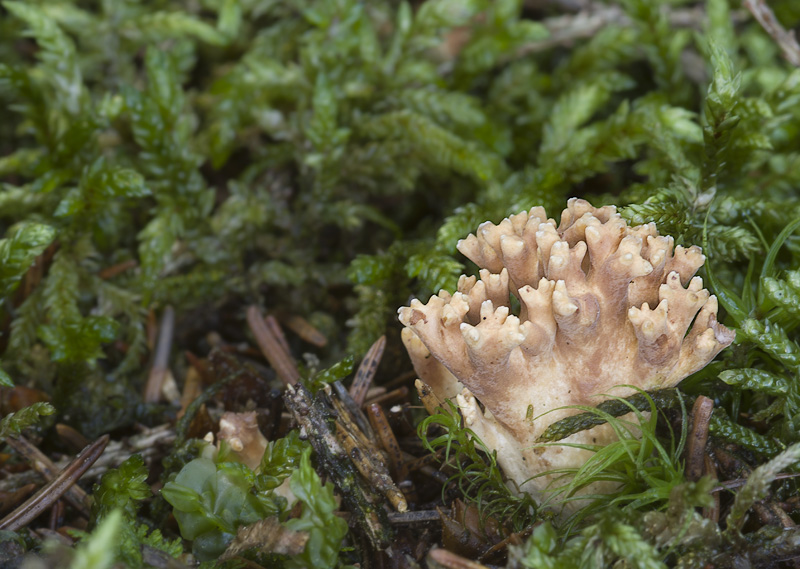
2,0 -> 800,567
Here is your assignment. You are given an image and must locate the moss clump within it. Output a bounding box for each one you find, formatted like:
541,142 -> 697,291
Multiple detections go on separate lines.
3,0 -> 800,567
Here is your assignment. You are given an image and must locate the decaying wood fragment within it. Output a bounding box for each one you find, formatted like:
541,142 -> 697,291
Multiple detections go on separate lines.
331,381 -> 373,438
0,435 -> 109,530
220,516 -> 308,560
349,335 -> 386,406
332,394 -> 407,513
284,382 -> 394,548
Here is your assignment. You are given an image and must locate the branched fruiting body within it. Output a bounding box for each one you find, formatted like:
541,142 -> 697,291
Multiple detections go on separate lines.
399,199 -> 734,507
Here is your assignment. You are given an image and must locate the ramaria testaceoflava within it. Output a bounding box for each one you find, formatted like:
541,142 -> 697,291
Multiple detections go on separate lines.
398,198 -> 734,507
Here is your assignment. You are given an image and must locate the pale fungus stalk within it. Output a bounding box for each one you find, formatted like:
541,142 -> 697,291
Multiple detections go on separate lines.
399,199 -> 734,508
217,411 -> 268,471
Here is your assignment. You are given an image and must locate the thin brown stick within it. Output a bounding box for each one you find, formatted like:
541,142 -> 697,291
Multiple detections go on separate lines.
403,449 -> 445,473
712,472 -> 800,493
144,305 -> 175,403
387,510 -> 440,524
246,306 -> 299,385
703,455 -> 720,523
513,5 -> 747,61
264,315 -> 292,355
349,335 -> 386,406
428,548 -> 489,569
283,314 -> 327,347
48,499 -> 64,530
0,425 -> 175,492
55,423 -> 90,452
98,259 -> 138,280
685,396 -> 714,482
0,435 -> 109,530
367,403 -> 407,481
364,386 -> 409,408
4,435 -> 91,516
402,451 -> 449,484
703,455 -> 720,524
744,0 -> 800,67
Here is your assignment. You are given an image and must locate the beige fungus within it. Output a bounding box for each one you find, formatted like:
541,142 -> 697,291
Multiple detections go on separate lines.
398,198 -> 734,507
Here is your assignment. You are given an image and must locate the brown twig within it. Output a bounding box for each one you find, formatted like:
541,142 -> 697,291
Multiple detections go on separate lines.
685,396 -> 714,482
427,548 -> 489,569
4,435 -> 91,517
387,510 -> 441,524
367,403 -> 407,482
744,0 -> 800,67
282,314 -> 328,347
0,435 -> 109,530
403,449 -> 445,473
246,306 -> 299,385
264,315 -> 291,355
712,472 -> 800,493
364,386 -> 409,408
0,424 -> 175,492
402,451 -> 449,484
143,306 -> 175,403
349,335 -> 386,406
98,259 -> 138,280
55,424 -> 90,452
704,455 -> 720,523
512,5 -> 747,61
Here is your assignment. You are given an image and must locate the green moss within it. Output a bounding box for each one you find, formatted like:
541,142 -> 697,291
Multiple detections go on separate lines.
3,0 -> 800,566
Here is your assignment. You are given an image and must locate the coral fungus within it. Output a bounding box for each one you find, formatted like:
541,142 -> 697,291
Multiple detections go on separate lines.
399,199 -> 734,505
